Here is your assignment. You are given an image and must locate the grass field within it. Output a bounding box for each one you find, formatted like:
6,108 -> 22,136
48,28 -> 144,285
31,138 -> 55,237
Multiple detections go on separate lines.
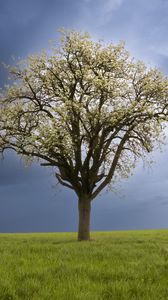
0,229 -> 168,300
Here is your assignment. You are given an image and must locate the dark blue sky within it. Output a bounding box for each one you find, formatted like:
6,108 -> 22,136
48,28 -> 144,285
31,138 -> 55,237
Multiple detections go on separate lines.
0,0 -> 168,233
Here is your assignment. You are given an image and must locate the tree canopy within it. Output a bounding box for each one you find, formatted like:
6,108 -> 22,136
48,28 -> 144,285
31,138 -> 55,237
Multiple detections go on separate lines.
0,30 -> 168,240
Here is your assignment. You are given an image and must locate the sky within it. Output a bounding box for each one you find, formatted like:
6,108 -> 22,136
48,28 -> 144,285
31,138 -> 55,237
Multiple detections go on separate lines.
0,0 -> 168,233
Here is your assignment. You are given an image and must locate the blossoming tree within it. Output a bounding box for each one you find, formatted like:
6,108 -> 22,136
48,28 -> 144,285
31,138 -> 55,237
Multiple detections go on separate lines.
0,30 -> 168,240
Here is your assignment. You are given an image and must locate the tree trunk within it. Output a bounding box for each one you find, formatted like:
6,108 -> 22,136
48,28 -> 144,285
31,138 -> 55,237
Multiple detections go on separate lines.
78,195 -> 91,241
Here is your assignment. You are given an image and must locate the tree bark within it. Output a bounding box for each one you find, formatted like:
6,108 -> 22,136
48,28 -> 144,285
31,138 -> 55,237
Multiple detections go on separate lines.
78,195 -> 91,241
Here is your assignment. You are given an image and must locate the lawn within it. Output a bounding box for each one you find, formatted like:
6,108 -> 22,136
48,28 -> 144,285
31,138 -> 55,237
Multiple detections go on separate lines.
0,229 -> 168,300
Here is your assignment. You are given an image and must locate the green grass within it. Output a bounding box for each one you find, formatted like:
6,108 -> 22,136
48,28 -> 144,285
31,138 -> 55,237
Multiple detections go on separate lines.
0,230 -> 168,300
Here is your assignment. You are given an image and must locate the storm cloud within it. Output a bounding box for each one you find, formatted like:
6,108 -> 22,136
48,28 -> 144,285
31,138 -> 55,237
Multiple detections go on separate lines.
0,0 -> 168,232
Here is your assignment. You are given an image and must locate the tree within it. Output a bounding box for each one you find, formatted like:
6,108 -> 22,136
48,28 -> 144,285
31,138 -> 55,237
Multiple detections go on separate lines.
0,30 -> 168,240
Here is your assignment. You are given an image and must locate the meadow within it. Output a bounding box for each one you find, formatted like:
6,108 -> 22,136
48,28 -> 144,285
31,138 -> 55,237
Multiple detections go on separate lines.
0,229 -> 168,300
